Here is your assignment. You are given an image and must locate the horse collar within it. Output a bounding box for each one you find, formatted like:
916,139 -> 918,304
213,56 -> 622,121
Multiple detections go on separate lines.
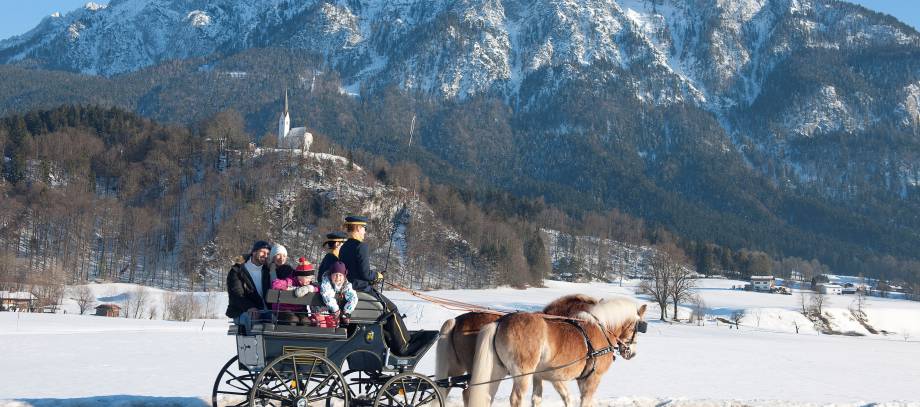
564,317 -> 615,381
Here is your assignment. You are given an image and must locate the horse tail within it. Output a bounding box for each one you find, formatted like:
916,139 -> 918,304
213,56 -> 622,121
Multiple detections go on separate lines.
435,318 -> 456,381
434,318 -> 460,400
468,321 -> 506,406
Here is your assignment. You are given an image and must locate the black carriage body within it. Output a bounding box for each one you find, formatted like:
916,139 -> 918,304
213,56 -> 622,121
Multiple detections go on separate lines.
233,290 -> 436,373
218,290 -> 444,406
235,290 -> 390,372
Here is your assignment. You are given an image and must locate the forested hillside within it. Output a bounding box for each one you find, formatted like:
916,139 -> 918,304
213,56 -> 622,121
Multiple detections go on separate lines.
2,0 -> 920,287
0,106 -> 561,291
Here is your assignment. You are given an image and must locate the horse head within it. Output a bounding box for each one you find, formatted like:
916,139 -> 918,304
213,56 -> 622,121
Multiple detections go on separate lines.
584,297 -> 648,360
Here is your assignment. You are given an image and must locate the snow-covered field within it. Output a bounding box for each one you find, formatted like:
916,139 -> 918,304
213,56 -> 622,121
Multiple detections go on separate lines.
2,279 -> 920,406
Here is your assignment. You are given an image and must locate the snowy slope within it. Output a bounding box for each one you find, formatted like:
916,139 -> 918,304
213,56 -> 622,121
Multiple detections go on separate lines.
2,279 -> 920,405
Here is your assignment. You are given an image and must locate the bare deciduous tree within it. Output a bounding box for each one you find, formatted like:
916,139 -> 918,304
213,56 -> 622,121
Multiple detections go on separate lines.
126,286 -> 151,319
810,291 -> 826,317
751,309 -> 762,327
668,261 -> 697,321
69,285 -> 96,315
850,289 -> 868,321
640,243 -> 688,321
689,295 -> 707,326
798,290 -> 810,315
164,292 -> 201,321
730,309 -> 745,329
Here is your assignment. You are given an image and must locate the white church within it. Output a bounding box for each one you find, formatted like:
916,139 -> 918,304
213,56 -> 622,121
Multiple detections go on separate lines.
277,90 -> 313,151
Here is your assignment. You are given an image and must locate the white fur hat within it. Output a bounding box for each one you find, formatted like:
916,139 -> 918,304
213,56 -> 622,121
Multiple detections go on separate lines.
269,244 -> 288,259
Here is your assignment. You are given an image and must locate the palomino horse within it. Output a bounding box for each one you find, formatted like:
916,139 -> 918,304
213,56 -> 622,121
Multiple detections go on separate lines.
435,294 -> 598,403
467,297 -> 648,407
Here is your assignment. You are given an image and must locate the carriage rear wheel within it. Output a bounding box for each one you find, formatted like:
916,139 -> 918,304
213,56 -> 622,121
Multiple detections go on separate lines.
372,372 -> 444,407
248,351 -> 349,407
212,356 -> 256,407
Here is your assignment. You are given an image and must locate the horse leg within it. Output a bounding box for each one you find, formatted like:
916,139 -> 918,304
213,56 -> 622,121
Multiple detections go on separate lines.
531,377 -> 543,407
551,380 -> 574,407
577,376 -> 602,407
509,375 -> 531,407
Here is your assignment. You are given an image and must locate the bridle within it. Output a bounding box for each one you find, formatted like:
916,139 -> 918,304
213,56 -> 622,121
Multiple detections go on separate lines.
614,318 -> 647,360
567,310 -> 647,379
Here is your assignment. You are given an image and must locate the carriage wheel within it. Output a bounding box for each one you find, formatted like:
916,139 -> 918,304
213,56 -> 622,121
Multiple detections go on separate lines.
248,351 -> 349,407
342,369 -> 384,403
373,372 -> 444,407
212,356 -> 256,407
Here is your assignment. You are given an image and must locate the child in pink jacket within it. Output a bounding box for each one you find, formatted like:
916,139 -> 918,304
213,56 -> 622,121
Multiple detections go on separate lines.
271,257 -> 319,325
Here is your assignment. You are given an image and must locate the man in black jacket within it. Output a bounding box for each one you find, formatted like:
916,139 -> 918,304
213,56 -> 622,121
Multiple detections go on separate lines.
225,240 -> 272,318
338,215 -> 411,355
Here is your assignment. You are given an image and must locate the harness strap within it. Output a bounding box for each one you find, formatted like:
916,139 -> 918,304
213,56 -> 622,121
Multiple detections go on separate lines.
584,311 -> 618,356
563,319 -> 598,380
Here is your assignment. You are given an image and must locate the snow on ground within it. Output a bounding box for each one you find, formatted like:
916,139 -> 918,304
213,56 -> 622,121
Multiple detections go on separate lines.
2,279 -> 920,406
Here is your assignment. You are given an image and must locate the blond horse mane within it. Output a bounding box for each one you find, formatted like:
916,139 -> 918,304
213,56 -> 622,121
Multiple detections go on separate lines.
577,296 -> 641,332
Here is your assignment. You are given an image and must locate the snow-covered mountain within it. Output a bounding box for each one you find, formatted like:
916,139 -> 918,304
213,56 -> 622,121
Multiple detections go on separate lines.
2,0 -> 916,106
3,0 -> 920,274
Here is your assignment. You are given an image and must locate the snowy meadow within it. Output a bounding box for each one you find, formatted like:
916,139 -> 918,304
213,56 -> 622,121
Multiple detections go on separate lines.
1,279 -> 919,406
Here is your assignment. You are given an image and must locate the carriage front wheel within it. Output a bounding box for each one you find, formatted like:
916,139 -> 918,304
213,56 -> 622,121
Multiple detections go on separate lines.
248,351 -> 349,407
373,372 -> 444,407
212,355 -> 256,407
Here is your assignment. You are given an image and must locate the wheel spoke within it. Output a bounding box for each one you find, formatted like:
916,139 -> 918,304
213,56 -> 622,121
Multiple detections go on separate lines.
302,373 -> 335,399
291,356 -> 302,398
256,387 -> 291,402
409,378 -> 420,406
269,366 -> 297,400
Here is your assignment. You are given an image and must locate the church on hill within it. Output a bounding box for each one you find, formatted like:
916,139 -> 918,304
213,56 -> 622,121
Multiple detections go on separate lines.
277,90 -> 313,151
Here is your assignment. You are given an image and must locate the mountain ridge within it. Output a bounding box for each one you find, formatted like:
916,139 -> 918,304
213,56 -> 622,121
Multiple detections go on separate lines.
1,0 -> 920,279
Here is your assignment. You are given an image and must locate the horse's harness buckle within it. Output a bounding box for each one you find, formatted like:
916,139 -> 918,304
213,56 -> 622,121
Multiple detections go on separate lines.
589,347 -> 613,358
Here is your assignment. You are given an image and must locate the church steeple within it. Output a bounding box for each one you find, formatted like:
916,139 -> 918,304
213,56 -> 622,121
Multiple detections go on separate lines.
279,89 -> 291,140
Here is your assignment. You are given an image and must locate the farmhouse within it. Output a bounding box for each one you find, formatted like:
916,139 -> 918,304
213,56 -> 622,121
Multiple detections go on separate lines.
0,291 -> 36,312
95,304 -> 121,317
750,276 -> 775,292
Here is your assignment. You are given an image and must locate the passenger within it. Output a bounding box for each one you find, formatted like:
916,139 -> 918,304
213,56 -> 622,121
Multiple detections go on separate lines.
225,240 -> 272,319
270,257 -> 317,325
320,261 -> 358,326
268,243 -> 290,279
317,231 -> 347,279
338,215 -> 411,355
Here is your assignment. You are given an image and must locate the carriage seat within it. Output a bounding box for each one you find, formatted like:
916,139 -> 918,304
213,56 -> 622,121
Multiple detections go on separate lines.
387,330 -> 439,368
265,289 -> 385,324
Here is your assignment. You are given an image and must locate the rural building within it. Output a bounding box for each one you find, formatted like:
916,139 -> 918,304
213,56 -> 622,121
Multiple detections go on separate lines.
276,90 -> 313,150
0,291 -> 36,312
818,284 -> 843,295
842,283 -> 858,295
750,276 -> 775,292
95,304 -> 121,317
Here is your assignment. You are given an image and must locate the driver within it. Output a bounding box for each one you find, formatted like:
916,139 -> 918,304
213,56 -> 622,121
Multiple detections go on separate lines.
337,215 -> 411,355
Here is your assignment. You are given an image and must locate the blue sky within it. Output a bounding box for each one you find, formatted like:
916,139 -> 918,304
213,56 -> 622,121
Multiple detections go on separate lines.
0,0 -> 917,41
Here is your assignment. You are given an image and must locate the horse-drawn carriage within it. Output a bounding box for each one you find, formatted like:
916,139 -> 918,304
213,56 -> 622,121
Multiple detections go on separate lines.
212,289 -> 444,407
213,289 -> 648,407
